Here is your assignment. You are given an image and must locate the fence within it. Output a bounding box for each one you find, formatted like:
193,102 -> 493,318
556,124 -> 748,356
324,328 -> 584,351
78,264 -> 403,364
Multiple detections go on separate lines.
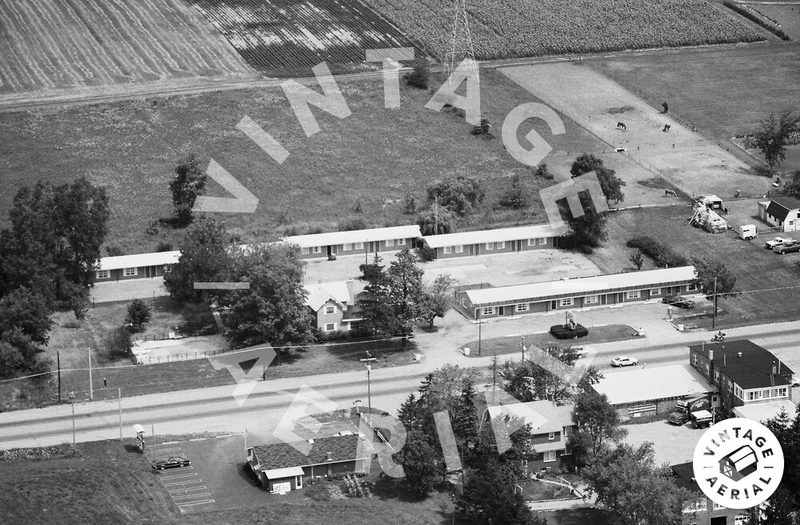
133,348 -> 226,365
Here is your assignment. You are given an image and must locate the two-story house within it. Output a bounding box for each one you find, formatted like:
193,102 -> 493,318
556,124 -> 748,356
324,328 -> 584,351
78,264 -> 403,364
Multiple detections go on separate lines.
484,400 -> 575,474
671,461 -> 753,525
305,280 -> 364,333
688,340 -> 795,415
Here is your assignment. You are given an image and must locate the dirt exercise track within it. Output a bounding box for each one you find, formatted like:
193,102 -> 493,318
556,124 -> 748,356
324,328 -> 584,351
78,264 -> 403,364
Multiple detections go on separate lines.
501,62 -> 772,200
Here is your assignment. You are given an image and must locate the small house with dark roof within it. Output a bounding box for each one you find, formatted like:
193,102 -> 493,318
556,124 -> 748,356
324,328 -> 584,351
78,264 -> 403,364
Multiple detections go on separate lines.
670,461 -> 750,524
246,433 -> 370,493
758,196 -> 800,232
688,339 -> 794,412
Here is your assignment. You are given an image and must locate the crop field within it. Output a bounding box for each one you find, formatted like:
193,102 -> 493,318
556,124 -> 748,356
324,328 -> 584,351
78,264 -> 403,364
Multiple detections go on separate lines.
0,0 -> 256,95
190,0 -> 421,74
361,0 -> 767,61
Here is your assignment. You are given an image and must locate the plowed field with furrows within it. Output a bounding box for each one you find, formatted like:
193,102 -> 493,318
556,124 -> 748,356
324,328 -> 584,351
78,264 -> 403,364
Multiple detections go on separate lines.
190,0 -> 421,71
0,0 -> 256,94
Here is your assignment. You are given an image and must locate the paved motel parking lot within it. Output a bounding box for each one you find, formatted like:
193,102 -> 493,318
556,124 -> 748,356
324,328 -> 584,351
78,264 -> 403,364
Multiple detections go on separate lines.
622,419 -> 705,466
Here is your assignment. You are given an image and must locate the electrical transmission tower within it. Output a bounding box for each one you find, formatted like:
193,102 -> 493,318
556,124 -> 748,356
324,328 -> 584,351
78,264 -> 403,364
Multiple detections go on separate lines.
446,0 -> 478,81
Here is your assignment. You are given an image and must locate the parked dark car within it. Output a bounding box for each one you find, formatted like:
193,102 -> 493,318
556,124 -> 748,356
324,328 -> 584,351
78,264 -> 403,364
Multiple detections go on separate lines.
152,455 -> 191,470
774,243 -> 800,254
550,324 -> 589,339
662,295 -> 682,304
672,298 -> 695,309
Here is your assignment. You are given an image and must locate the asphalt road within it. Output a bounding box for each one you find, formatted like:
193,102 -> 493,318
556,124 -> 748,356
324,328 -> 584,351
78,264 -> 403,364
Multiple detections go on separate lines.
1,323 -> 798,450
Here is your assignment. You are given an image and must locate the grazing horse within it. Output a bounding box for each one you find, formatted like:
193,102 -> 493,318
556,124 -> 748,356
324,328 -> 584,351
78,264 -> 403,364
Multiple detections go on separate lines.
616,121 -> 627,131
662,124 -> 671,132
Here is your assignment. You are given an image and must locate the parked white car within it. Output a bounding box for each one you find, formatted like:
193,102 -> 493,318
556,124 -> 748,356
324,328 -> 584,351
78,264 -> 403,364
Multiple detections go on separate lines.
611,356 -> 638,367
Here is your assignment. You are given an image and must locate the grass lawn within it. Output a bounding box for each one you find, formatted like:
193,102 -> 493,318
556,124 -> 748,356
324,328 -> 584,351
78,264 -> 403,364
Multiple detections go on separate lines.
589,206 -> 800,328
542,508 -> 617,525
521,479 -> 575,501
0,440 -> 451,525
589,44 -> 800,173
460,324 -> 639,358
0,67 -> 606,256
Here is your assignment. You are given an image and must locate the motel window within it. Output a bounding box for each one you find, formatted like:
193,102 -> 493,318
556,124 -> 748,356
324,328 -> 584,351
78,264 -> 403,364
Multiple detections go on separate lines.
527,239 -> 536,246
516,303 -> 529,312
625,290 -> 640,299
123,267 -> 137,277
650,288 -> 661,296
537,237 -> 547,245
543,451 -> 557,463
312,246 -> 321,254
584,295 -> 599,305
343,243 -> 352,252
324,306 -> 335,315
96,270 -> 109,280
481,307 -> 494,316
444,246 -> 452,254
355,242 -> 364,250
560,298 -> 573,307
396,238 -> 405,246
687,283 -> 697,292
548,432 -> 555,441
385,239 -> 394,247
692,354 -> 697,366
455,245 -> 464,253
324,323 -> 336,332
301,247 -> 310,255
497,241 -> 505,249
163,265 -> 172,274
486,242 -> 494,250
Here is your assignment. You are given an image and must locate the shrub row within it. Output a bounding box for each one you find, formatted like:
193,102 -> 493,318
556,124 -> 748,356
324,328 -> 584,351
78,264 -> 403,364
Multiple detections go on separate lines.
626,236 -> 689,267
723,1 -> 790,40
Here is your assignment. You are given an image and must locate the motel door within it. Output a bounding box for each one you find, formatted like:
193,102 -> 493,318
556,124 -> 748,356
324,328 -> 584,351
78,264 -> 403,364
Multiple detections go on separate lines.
515,240 -> 522,251
145,266 -> 157,278
368,241 -> 375,253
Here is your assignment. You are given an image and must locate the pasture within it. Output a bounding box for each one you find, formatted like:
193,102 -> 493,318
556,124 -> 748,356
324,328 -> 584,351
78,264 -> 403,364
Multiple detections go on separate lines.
190,0 -> 422,75
0,0 -> 256,95
361,0 -> 766,61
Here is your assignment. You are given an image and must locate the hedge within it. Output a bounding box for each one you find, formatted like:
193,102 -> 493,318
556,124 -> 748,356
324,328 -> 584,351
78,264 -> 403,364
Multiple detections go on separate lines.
723,1 -> 790,41
626,236 -> 689,267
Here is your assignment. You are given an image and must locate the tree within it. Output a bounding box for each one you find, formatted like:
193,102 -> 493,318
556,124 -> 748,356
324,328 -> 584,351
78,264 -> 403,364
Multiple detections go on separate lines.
753,111 -> 800,173
416,208 -> 454,236
569,388 -> 626,464
451,380 -> 479,449
783,170 -> 800,199
692,256 -> 736,296
64,281 -> 90,321
164,217 -> 233,302
221,244 -> 314,349
582,442 -> 694,525
457,458 -> 545,525
394,430 -> 443,497
386,250 -> 424,339
0,328 -> 48,379
0,288 -> 53,345
418,274 -> 457,328
759,487 -> 798,525
562,192 -> 608,254
358,253 -> 384,283
427,176 -> 485,216
125,299 -> 152,333
765,408 -> 800,508
499,173 -> 530,209
570,153 -> 626,203
629,250 -> 644,270
169,154 -> 207,225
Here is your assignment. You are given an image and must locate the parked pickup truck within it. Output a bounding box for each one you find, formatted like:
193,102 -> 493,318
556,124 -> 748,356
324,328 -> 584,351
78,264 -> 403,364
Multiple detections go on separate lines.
775,242 -> 800,254
690,410 -> 713,429
765,237 -> 790,249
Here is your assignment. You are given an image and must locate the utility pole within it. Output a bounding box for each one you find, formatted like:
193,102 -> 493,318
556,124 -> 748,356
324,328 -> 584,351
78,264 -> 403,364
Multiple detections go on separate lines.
57,351 -> 62,404
521,336 -> 526,362
434,195 -> 439,234
712,277 -> 718,330
366,365 -> 372,424
118,388 -> 123,442
88,347 -> 93,401
71,403 -> 76,449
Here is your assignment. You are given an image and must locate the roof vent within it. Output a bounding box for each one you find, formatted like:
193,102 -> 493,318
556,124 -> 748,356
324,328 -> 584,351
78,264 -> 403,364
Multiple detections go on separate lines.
737,352 -> 742,358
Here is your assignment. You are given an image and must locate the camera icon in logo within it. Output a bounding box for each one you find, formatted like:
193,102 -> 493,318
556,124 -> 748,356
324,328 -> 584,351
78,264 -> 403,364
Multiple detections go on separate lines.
719,444 -> 758,482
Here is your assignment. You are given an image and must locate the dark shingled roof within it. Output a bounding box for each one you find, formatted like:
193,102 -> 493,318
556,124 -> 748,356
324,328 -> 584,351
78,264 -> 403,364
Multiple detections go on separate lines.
766,196 -> 800,222
671,462 -> 701,494
252,434 -> 366,470
688,339 -> 794,389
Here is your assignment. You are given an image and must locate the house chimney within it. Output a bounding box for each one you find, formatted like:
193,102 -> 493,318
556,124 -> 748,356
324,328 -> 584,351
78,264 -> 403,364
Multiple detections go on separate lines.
737,352 -> 742,358
772,362 -> 777,375
326,451 -> 332,461
708,347 -> 713,361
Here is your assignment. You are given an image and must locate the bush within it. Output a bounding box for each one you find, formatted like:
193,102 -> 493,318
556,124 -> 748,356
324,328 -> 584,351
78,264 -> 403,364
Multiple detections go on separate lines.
499,173 -> 530,209
156,241 -> 173,252
723,1 -> 791,40
626,236 -> 688,267
405,59 -> 430,89
403,193 -> 416,215
427,176 -> 485,216
105,244 -> 123,257
145,219 -> 159,235
418,244 -> 437,262
109,326 -> 133,360
338,217 -> 368,231
534,163 -> 554,179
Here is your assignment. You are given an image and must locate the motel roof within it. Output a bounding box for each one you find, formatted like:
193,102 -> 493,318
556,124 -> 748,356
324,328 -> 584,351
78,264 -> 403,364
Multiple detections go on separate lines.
283,225 -> 421,248
465,266 -> 696,306
688,339 -> 795,389
251,434 -> 368,470
592,364 -> 716,406
97,251 -> 181,271
423,223 -> 567,248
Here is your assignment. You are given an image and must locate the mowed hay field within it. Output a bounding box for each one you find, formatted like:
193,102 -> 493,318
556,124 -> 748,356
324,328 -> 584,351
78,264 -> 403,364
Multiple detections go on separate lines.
191,0 -> 422,75
362,0 -> 766,60
0,0 -> 256,94
0,68 -> 607,254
